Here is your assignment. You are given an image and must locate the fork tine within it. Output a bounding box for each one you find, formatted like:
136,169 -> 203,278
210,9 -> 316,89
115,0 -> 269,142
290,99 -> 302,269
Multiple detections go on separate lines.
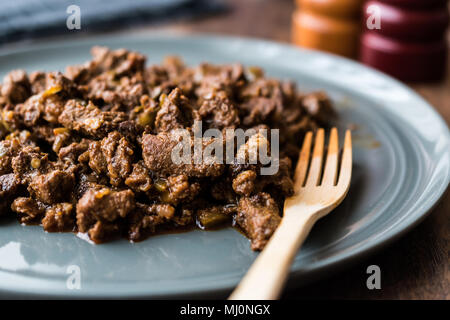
322,127 -> 339,185
337,130 -> 352,187
293,131 -> 313,192
305,129 -> 325,186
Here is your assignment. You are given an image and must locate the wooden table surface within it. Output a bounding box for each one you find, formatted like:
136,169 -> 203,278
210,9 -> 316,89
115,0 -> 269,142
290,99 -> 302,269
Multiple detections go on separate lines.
136,0 -> 449,300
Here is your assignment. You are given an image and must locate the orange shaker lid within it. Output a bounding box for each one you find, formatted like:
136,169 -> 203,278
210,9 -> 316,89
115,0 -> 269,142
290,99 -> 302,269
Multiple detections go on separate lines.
296,0 -> 364,19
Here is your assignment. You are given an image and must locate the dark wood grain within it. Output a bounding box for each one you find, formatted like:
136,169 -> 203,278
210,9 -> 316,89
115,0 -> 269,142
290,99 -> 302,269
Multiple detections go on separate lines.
138,0 -> 449,299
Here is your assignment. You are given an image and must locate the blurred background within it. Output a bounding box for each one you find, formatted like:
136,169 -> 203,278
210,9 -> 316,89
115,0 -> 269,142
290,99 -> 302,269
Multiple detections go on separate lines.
2,0 -> 449,82
0,0 -> 448,299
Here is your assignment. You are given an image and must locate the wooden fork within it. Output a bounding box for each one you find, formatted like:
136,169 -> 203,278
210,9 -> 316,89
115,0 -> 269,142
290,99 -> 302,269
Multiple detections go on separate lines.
229,128 -> 352,300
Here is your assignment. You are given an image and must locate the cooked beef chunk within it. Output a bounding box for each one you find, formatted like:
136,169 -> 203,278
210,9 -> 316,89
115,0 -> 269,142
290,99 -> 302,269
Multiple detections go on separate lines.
66,46 -> 146,83
232,156 -> 294,197
42,203 -> 75,232
11,197 -> 46,224
101,131 -> 134,186
85,131 -> 133,186
58,100 -> 127,138
67,47 -> 147,110
118,120 -> 141,144
0,139 -> 20,175
13,72 -> 79,128
77,188 -> 135,226
90,46 -> 146,77
11,145 -> 50,184
232,170 -> 257,196
127,203 -> 174,241
172,206 -> 195,226
236,193 -> 281,250
0,173 -> 21,214
198,93 -> 240,130
0,47 -> 336,250
84,73 -> 146,110
154,88 -> 198,133
76,188 -> 135,241
142,132 -> 224,178
86,140 -> 106,174
87,221 -> 122,242
58,139 -> 90,161
235,132 -> 270,165
238,78 -> 285,126
74,173 -> 106,200
161,174 -> 200,205
29,71 -> 47,94
124,161 -> 152,193
1,70 -> 31,104
14,96 -> 41,127
302,91 -> 336,124
194,63 -> 244,99
28,170 -> 75,205
76,188 -> 135,242
258,157 -> 294,196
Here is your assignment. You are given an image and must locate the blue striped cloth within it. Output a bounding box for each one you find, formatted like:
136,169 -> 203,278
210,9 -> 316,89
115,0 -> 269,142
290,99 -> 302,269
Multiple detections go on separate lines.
0,0 -> 226,44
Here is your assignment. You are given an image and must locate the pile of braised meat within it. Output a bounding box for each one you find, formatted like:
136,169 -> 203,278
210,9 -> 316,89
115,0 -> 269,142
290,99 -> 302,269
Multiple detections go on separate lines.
0,47 -> 335,250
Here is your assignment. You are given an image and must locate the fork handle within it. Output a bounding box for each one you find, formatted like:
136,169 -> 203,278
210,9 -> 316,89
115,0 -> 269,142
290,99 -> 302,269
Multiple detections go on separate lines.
229,208 -> 319,300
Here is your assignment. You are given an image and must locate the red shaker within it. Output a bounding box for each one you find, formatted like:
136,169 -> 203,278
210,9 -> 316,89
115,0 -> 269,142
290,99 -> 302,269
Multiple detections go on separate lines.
359,0 -> 449,81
